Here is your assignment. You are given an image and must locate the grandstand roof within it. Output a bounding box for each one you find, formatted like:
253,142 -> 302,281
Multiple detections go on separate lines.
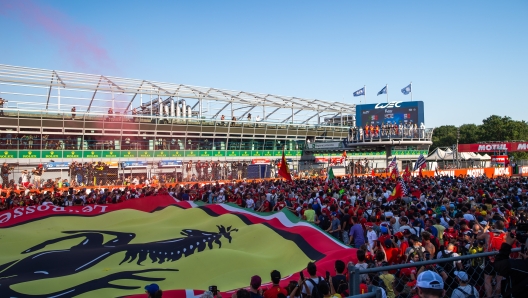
0,64 -> 355,124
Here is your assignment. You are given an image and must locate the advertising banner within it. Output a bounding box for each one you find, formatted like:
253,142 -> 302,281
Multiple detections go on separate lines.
44,162 -> 70,170
158,160 -> 183,167
121,161 -> 148,168
251,158 -> 271,164
458,142 -> 528,152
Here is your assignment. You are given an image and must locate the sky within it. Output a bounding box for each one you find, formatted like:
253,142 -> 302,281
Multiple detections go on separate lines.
0,0 -> 527,128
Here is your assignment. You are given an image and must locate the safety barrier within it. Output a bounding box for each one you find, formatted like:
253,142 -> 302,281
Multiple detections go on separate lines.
348,248 -> 521,298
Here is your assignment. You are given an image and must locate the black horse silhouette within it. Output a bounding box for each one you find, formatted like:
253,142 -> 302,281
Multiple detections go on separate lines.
0,225 -> 238,297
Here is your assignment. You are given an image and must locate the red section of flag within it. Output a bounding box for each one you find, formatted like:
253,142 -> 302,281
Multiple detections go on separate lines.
390,167 -> 398,180
403,165 -> 411,182
278,150 -> 292,181
371,169 -> 375,177
0,195 -> 179,228
419,167 -> 424,178
388,182 -> 403,201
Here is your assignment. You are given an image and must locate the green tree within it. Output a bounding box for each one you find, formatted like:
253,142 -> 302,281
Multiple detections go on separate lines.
459,124 -> 481,144
480,115 -> 511,141
431,125 -> 457,151
432,115 -> 528,161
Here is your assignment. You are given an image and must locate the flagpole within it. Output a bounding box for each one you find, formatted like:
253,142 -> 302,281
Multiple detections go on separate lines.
386,84 -> 388,103
364,85 -> 366,104
410,81 -> 413,101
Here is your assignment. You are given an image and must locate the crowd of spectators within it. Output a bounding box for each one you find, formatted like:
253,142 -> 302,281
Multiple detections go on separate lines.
2,172 -> 527,297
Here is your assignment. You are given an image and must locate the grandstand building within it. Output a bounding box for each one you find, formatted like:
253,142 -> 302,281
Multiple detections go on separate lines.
0,64 -> 433,180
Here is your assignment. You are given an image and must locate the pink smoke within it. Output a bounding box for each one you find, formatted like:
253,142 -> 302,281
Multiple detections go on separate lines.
0,0 -> 116,72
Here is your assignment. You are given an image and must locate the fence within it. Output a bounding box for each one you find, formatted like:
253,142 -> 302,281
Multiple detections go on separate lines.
347,286 -> 383,298
348,248 -> 521,298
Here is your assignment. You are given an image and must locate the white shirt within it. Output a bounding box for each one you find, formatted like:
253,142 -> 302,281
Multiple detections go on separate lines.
437,249 -> 461,268
367,229 -> 378,250
399,225 -> 412,233
246,198 -> 255,209
215,194 -> 224,203
301,276 -> 323,295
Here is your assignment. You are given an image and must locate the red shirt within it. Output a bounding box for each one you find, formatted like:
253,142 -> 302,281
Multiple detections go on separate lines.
275,201 -> 286,211
262,201 -> 271,212
263,285 -> 287,298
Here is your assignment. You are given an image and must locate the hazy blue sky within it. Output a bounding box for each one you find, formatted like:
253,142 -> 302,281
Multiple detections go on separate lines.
1,0 -> 527,127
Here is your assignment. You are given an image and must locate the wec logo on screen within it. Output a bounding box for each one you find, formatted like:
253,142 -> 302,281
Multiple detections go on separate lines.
374,101 -> 402,109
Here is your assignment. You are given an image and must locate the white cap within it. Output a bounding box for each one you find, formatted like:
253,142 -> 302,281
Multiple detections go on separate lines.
416,270 -> 444,289
454,271 -> 469,282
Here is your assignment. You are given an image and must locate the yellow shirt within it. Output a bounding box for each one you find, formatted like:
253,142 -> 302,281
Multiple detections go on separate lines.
434,224 -> 445,240
304,209 -> 316,222
380,273 -> 395,298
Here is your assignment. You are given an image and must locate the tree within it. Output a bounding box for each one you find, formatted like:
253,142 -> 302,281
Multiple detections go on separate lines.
432,115 -> 528,161
431,125 -> 457,151
480,115 -> 512,141
459,124 -> 481,144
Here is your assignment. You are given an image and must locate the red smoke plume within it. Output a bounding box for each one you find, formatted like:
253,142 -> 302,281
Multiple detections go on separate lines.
0,0 -> 116,72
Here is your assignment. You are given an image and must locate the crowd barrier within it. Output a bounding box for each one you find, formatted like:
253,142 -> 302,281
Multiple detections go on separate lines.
348,248 -> 521,298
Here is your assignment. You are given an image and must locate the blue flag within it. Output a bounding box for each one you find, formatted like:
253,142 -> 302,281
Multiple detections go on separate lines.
377,86 -> 387,96
401,84 -> 412,95
353,87 -> 365,97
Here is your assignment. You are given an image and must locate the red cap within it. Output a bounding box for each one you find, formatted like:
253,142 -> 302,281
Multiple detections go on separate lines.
401,268 -> 413,276
395,232 -> 404,239
365,222 -> 374,227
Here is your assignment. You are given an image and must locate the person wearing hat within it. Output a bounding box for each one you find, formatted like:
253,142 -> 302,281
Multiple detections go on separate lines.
365,222 -> 378,251
451,271 -> 478,298
263,270 -> 287,298
144,283 -> 162,298
249,275 -> 263,298
416,270 -> 445,298
33,164 -> 43,188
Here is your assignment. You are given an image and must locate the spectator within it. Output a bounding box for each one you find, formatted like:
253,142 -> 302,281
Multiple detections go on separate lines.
304,204 -> 316,223
263,270 -> 287,298
249,275 -> 263,298
302,262 -> 323,297
328,212 -> 341,240
366,222 -> 378,251
145,283 -> 162,298
378,262 -> 395,298
331,260 -> 348,296
348,216 -> 365,248
451,271 -> 478,298
416,271 -> 445,298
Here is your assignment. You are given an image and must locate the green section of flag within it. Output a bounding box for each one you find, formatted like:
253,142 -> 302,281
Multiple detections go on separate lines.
326,167 -> 335,182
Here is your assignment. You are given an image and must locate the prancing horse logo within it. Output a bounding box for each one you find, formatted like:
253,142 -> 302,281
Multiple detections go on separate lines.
0,225 -> 238,297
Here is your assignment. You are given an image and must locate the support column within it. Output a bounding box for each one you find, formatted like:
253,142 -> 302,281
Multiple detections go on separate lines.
385,145 -> 393,168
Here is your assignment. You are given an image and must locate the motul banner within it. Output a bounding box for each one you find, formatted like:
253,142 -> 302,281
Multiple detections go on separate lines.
519,166 -> 528,177
458,142 -> 528,152
251,158 -> 271,164
314,157 -> 344,164
367,167 -> 511,178
491,155 -> 509,163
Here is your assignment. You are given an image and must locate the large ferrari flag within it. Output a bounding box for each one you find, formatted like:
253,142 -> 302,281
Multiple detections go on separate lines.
0,197 -> 355,298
